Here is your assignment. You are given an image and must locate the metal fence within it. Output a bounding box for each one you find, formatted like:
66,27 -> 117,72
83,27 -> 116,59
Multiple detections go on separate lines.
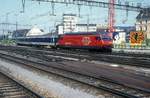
113,43 -> 148,49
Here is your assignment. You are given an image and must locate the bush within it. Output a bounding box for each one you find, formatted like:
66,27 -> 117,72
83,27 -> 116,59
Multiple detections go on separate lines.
0,39 -> 16,45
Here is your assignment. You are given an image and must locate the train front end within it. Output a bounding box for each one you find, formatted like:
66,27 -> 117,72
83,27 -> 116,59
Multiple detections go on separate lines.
98,32 -> 113,52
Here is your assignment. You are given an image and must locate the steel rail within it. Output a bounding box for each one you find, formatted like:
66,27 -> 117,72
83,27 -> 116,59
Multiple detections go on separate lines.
0,51 -> 149,98
0,72 -> 42,98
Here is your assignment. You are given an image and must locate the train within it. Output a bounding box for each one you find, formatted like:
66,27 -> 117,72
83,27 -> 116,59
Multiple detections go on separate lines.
16,31 -> 113,52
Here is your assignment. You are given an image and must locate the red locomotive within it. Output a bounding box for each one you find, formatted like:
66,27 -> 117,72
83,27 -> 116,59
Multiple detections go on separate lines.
58,32 -> 113,52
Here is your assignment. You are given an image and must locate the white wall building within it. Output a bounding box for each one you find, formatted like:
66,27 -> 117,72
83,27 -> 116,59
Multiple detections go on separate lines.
63,14 -> 78,33
56,14 -> 107,34
75,24 -> 97,32
26,26 -> 45,37
136,8 -> 150,39
57,24 -> 98,34
56,24 -> 64,35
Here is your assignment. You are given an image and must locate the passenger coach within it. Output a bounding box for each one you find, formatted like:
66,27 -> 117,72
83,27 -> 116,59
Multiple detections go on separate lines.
16,36 -> 58,47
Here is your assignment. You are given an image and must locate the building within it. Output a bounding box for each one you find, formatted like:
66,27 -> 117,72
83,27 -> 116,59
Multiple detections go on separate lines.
26,26 -> 45,37
136,8 -> 150,46
56,24 -> 64,35
57,23 -> 98,34
75,24 -> 97,32
63,14 -> 78,33
11,29 -> 30,39
11,26 -> 44,39
56,14 -> 108,34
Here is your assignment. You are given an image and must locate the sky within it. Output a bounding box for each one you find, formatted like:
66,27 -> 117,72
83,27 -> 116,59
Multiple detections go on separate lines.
0,0 -> 150,33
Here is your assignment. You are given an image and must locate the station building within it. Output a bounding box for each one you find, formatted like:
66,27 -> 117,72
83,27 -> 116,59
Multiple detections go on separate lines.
57,14 -> 98,34
26,26 -> 45,37
57,14 -> 107,34
136,8 -> 150,46
12,29 -> 30,38
56,23 -> 98,34
63,14 -> 78,33
11,26 -> 44,39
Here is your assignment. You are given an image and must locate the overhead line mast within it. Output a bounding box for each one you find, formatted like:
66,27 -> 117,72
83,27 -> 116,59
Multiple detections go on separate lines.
23,0 -> 143,33
29,0 -> 143,11
108,0 -> 115,34
22,0 -> 26,12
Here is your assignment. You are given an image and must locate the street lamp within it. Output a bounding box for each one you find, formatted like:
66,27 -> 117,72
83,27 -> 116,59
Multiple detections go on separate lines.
5,12 -> 10,33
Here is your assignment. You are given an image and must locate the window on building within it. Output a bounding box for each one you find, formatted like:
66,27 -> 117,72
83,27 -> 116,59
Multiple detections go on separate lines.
140,26 -> 142,31
146,20 -> 147,24
145,20 -> 148,31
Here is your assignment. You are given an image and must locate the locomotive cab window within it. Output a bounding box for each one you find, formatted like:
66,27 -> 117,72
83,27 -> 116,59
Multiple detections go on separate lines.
59,36 -> 63,40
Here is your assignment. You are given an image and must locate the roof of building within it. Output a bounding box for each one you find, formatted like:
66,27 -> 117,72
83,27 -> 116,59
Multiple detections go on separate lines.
56,24 -> 97,27
26,26 -> 44,36
76,24 -> 97,26
63,14 -> 76,16
12,29 -> 30,38
64,31 -> 110,35
136,8 -> 150,21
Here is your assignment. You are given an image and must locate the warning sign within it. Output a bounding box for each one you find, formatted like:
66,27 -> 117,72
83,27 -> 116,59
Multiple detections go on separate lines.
130,31 -> 144,45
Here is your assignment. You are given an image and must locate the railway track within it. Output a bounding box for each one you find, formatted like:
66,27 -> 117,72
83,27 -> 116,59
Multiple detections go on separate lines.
0,72 -> 41,98
0,47 -> 149,98
1,45 -> 149,68
33,47 -> 150,68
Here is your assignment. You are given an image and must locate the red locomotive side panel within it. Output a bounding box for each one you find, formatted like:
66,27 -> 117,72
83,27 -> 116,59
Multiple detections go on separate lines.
58,32 -> 113,51
59,35 -> 99,47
